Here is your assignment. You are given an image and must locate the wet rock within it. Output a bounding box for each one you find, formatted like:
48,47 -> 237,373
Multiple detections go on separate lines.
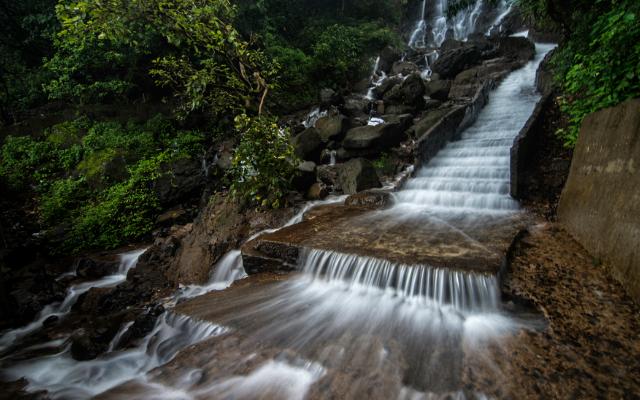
291,127 -> 324,163
342,121 -> 407,152
42,315 -> 59,328
372,76 -> 403,99
292,161 -> 317,193
383,73 -> 425,109
317,164 -> 341,189
154,158 -> 205,207
315,114 -> 347,143
425,80 -> 452,102
307,182 -> 328,200
431,46 -> 482,79
381,114 -> 413,131
345,190 -> 393,209
117,305 -> 165,349
71,332 -> 106,361
391,61 -> 419,76
75,257 -> 119,280
337,158 -> 381,195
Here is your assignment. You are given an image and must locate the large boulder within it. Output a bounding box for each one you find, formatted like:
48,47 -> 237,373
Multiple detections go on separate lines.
292,161 -> 317,192
315,114 -> 347,142
378,46 -> 402,73
372,76 -> 403,99
154,158 -> 205,207
338,158 -> 381,194
383,73 -> 425,109
425,80 -> 452,101
292,127 -> 324,163
391,61 -> 420,76
342,96 -> 370,118
410,107 -> 456,138
342,122 -> 406,151
431,46 -> 482,79
319,88 -> 343,107
497,37 -> 536,63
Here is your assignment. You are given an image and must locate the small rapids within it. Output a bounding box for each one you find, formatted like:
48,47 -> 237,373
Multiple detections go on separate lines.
0,249 -> 145,354
1,313 -> 225,399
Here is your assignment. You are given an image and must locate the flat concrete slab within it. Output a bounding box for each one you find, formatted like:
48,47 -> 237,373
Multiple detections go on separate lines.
242,202 -> 528,274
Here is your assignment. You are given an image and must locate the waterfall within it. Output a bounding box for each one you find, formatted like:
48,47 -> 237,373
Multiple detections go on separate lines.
0,248 -> 146,353
408,0 -> 514,49
1,313 -> 226,400
394,43 -> 556,215
299,249 -> 499,312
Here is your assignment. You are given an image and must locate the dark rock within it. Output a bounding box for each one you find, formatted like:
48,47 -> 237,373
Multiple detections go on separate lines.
156,207 -> 188,225
307,182 -> 328,200
317,165 -> 341,189
378,46 -> 402,73
383,73 -> 425,109
42,315 -> 59,328
342,122 -> 406,152
381,114 -> 413,131
117,305 -> 165,349
391,61 -> 420,76
154,158 -> 205,207
431,46 -> 482,79
345,190 -> 393,209
319,88 -> 342,107
75,257 -> 119,280
315,114 -> 347,142
337,158 -> 381,194
536,49 -> 557,95
292,161 -> 317,192
425,80 -> 452,101
497,37 -> 536,63
372,76 -> 403,98
71,331 -> 107,361
384,104 -> 419,115
291,127 -> 324,163
342,96 -> 370,118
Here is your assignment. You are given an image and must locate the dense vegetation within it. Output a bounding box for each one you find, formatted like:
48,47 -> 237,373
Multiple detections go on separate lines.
1,0 -> 638,251
0,0 -> 401,251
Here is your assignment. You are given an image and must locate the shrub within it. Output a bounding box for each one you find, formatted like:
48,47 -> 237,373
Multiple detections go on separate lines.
230,114 -> 298,208
555,2 -> 640,147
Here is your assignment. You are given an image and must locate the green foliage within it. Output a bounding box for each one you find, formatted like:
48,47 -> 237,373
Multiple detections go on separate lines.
0,0 -> 58,122
230,114 -> 298,209
49,0 -> 276,117
554,0 -> 640,147
69,152 -> 167,249
0,115 -> 210,251
372,152 -> 395,175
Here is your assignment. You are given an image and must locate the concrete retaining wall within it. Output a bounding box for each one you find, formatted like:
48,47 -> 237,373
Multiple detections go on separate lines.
510,93 -> 554,199
558,98 -> 640,302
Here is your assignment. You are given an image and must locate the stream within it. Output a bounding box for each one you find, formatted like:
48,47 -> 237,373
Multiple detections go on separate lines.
0,5 -> 557,398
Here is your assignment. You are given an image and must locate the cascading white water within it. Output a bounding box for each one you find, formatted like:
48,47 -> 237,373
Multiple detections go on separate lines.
394,43 -> 556,215
409,0 -> 514,49
300,249 -> 499,312
303,107 -> 327,128
0,248 -> 146,353
1,313 -> 226,400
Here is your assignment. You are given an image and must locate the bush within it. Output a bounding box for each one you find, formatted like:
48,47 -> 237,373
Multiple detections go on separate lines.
230,114 -> 298,208
555,1 -> 640,147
